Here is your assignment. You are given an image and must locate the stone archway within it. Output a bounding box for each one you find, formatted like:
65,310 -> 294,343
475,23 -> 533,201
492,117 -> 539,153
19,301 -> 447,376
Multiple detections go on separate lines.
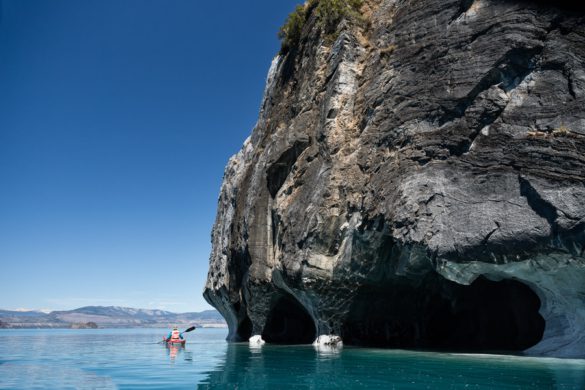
262,294 -> 316,344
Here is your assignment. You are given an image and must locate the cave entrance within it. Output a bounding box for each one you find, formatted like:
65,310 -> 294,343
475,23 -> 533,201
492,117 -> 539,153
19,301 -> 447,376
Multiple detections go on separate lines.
342,276 -> 545,352
236,315 -> 252,342
262,294 -> 316,344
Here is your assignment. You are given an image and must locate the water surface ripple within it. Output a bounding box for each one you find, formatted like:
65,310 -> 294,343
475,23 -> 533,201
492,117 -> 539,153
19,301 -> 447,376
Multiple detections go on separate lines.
0,329 -> 583,389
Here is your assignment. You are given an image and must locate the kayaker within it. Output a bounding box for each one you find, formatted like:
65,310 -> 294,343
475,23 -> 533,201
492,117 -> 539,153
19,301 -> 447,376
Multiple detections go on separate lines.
165,326 -> 184,342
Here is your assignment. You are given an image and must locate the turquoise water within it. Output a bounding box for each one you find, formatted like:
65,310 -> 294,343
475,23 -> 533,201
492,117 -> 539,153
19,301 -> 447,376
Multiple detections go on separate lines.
0,328 -> 583,389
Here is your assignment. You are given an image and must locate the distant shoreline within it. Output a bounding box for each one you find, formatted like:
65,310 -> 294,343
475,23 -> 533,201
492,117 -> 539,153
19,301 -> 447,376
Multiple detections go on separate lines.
0,324 -> 228,329
0,306 -> 227,330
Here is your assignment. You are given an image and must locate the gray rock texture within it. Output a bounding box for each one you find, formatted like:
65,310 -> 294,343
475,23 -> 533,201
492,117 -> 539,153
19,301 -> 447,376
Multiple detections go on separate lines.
204,0 -> 585,358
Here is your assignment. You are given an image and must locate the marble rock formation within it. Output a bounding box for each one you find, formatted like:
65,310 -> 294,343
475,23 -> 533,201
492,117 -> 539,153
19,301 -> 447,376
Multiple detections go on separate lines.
204,0 -> 585,358
313,335 -> 343,348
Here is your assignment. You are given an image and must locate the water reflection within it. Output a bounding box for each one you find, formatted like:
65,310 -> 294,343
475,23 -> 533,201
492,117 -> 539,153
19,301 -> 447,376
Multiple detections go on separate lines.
313,343 -> 342,357
197,343 -> 328,388
197,343 -> 585,389
0,329 -> 581,389
163,343 -> 194,364
166,344 -> 183,363
0,328 -> 229,389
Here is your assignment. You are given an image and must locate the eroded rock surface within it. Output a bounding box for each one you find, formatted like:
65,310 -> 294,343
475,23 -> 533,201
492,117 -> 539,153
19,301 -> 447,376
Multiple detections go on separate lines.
204,0 -> 585,358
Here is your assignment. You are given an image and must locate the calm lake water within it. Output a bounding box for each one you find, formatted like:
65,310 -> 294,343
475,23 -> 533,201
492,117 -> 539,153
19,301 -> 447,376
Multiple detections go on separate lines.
0,328 -> 583,389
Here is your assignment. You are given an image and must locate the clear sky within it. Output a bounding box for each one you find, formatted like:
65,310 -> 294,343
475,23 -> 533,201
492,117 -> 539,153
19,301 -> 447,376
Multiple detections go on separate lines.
0,0 -> 300,313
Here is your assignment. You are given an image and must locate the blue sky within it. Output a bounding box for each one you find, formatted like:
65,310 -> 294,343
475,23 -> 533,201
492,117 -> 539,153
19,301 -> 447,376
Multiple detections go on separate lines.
0,0 -> 300,313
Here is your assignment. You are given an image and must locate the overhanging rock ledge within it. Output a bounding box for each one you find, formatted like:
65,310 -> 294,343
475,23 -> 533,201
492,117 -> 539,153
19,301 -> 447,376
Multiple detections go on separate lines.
204,0 -> 585,358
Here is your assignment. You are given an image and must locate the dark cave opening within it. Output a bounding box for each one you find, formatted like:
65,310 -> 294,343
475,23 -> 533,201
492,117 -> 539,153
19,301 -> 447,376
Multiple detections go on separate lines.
236,315 -> 253,342
266,140 -> 310,198
342,276 -> 545,352
262,294 -> 316,344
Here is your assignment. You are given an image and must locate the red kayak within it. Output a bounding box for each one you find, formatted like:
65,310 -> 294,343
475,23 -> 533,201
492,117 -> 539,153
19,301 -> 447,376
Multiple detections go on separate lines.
163,338 -> 186,346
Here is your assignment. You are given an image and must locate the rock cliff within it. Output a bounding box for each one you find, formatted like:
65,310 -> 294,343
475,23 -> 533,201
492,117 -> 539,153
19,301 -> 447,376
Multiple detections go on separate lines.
204,0 -> 585,358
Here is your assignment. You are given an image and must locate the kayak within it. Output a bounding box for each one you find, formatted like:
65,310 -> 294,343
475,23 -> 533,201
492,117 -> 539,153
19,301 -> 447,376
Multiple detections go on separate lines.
163,338 -> 186,346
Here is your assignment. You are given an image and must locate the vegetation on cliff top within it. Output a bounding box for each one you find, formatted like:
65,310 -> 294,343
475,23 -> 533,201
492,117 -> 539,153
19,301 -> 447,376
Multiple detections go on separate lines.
279,0 -> 363,53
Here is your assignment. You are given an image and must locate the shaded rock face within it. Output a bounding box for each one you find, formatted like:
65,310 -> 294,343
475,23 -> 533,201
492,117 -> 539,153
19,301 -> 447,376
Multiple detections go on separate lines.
204,0 -> 585,358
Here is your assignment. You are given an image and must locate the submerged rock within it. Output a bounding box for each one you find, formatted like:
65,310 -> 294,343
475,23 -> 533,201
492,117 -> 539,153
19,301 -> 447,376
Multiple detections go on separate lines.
204,0 -> 585,358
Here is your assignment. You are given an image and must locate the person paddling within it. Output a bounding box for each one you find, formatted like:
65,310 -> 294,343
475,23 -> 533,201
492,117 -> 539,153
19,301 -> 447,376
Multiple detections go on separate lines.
164,325 -> 196,344
166,325 -> 184,342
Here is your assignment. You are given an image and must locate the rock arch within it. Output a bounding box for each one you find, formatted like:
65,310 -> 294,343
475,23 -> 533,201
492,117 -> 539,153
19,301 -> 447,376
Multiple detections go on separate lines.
262,293 -> 316,344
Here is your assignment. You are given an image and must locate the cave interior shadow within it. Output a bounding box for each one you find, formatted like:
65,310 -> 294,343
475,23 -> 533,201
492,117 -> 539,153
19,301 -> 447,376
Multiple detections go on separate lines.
341,276 -> 545,353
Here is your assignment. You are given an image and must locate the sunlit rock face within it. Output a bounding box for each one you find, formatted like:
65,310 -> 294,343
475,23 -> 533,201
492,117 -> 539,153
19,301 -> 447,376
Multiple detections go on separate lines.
204,0 -> 585,358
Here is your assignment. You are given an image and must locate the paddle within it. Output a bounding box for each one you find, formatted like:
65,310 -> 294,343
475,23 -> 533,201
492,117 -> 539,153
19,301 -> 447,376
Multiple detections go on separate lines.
181,326 -> 196,335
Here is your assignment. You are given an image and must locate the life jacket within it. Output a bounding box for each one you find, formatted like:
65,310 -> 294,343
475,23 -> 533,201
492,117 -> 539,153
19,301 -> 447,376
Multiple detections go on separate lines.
171,329 -> 181,340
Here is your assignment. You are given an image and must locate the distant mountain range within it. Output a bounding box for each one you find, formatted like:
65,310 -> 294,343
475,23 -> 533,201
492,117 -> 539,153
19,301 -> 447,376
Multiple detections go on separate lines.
0,306 -> 226,329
